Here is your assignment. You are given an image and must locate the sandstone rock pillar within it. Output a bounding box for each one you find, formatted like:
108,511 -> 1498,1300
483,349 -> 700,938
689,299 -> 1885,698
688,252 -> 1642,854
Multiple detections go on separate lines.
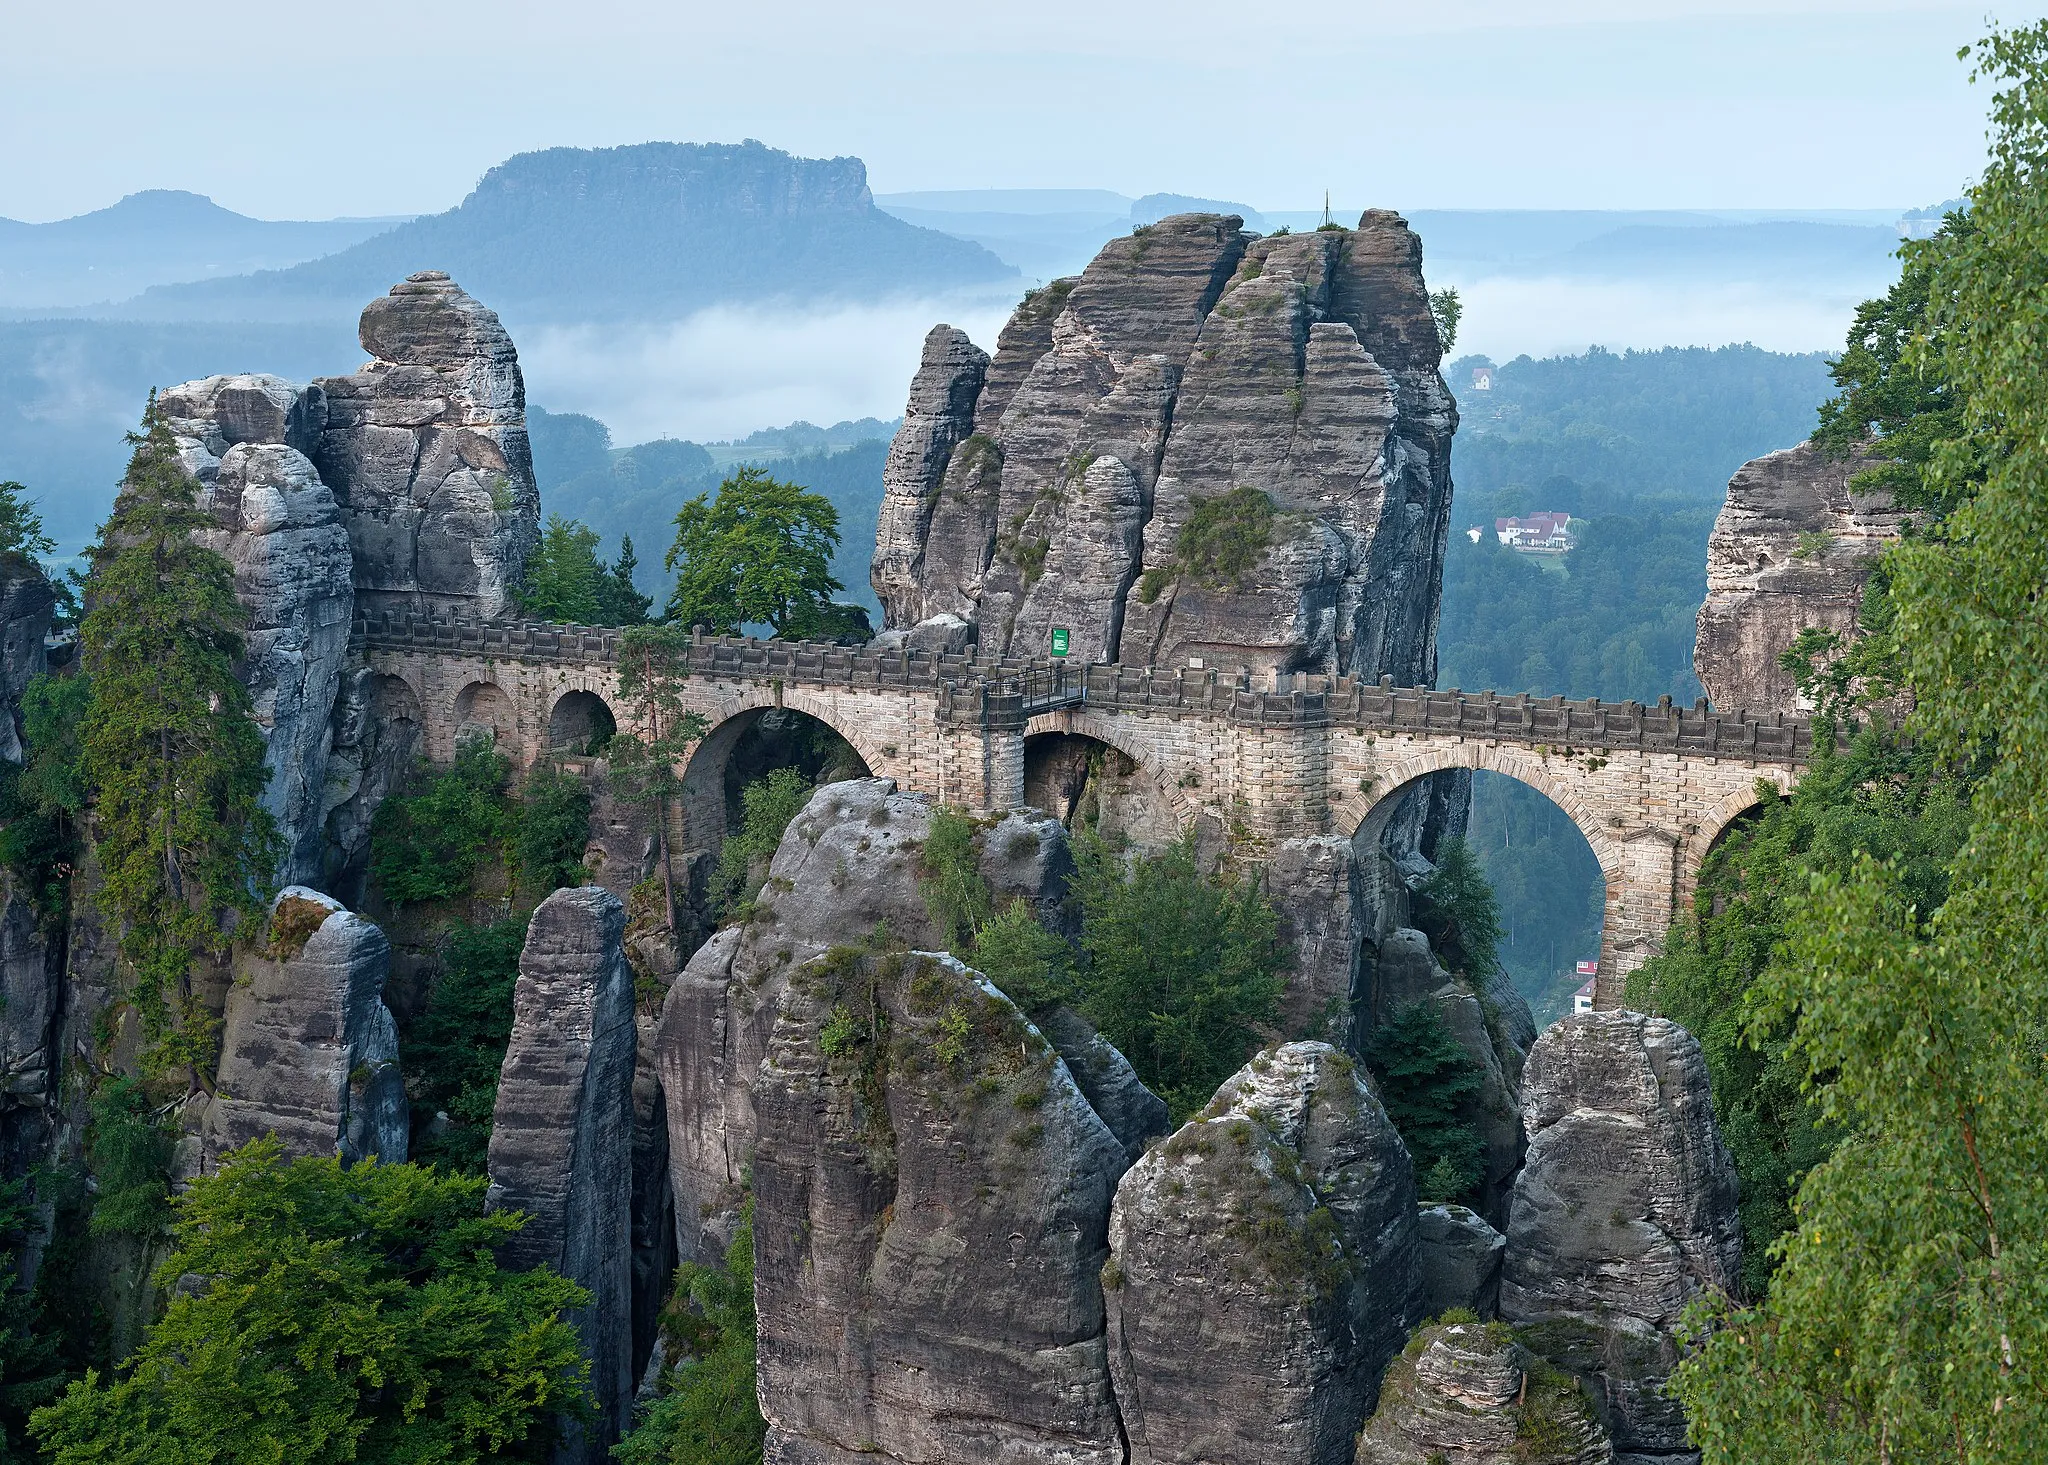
202,887 -> 406,1170
1501,1010 -> 1739,1459
1106,1042 -> 1420,1465
752,946 -> 1131,1465
487,887 -> 637,1464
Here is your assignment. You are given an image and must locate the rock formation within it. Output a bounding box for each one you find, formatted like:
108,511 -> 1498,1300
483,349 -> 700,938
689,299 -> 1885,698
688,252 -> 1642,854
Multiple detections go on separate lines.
158,273 -> 543,884
1695,440 -> 1900,715
656,781 -> 1135,1262
486,886 -> 638,1464
1106,1042 -> 1420,1465
1417,1203 -> 1506,1320
161,377 -> 357,886
1500,1011 -> 1739,1461
312,271 -> 540,619
754,946 -> 1131,1465
874,211 -> 1456,683
201,887 -> 406,1169
1355,1320 -> 1611,1465
1268,835 -> 1368,1044
0,876 -> 60,1155
0,559 -> 58,1157
0,558 -> 54,766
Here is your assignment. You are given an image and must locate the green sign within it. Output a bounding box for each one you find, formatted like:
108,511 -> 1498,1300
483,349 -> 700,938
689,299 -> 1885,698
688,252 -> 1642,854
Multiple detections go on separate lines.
1051,627 -> 1070,657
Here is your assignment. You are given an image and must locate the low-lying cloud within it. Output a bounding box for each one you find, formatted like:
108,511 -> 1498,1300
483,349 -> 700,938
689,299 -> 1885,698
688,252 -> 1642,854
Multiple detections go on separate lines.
516,274 -> 1878,447
1446,273 -> 1882,363
518,294 -> 1017,445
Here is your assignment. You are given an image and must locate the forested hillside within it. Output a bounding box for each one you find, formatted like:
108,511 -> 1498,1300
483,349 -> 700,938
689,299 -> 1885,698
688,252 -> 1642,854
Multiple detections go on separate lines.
1439,344 -> 1839,1020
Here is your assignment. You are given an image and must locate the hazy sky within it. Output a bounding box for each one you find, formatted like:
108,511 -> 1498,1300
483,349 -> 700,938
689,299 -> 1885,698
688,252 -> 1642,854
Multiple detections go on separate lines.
3,0 -> 2039,222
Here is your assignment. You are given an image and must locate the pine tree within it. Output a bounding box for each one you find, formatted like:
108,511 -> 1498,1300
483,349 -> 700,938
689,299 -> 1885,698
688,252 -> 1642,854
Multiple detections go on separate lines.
599,535 -> 654,627
1365,1001 -> 1486,1204
79,395 -> 277,1071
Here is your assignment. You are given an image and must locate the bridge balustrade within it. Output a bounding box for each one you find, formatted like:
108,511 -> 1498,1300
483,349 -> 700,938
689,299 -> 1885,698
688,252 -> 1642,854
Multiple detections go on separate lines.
352,611 -> 1818,766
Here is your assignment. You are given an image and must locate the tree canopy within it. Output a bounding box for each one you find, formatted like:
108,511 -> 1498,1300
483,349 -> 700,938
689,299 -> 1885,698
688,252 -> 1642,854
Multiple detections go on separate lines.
515,514 -> 650,626
1668,24 -> 2048,1458
663,467 -> 852,638
29,1139 -> 591,1465
80,396 -> 276,1067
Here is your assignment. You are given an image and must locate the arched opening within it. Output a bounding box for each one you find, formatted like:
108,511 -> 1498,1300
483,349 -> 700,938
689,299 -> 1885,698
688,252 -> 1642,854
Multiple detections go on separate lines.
453,680 -> 518,757
679,706 -> 872,896
547,689 -> 617,755
1462,770 -> 1606,1026
1351,767 -> 1608,1028
1022,731 -> 1180,851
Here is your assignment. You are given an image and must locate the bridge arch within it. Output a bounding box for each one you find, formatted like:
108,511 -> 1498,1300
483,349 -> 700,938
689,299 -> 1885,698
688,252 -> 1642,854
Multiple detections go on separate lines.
1678,768 -> 1798,909
1337,743 -> 1643,1003
1334,744 -> 1623,881
547,688 -> 618,755
1022,708 -> 1201,836
453,680 -> 520,760
677,692 -> 886,855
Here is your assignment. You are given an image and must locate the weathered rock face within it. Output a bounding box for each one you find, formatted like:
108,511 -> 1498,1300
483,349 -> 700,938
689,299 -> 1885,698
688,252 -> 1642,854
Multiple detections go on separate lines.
1355,1320 -> 1611,1465
318,665 -> 424,903
202,887 -> 406,1170
1417,1203 -> 1506,1320
1695,440 -> 1900,715
656,780 -> 1109,1262
754,946 -> 1131,1465
0,878 -> 59,1129
159,377 -> 357,885
629,1013 -> 675,1386
486,886 -> 638,1464
1107,1042 -> 1420,1465
0,560 -> 54,766
875,212 -> 1457,682
1501,1011 -> 1739,1460
311,271 -> 540,619
1269,835 -> 1367,1044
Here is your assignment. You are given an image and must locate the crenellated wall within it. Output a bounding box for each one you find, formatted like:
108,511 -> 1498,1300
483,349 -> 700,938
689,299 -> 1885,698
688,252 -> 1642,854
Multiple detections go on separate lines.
357,611 -> 1816,1003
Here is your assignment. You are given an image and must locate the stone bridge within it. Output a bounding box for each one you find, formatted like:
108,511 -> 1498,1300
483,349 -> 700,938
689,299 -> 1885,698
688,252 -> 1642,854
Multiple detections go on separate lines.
355,610 -> 1813,1004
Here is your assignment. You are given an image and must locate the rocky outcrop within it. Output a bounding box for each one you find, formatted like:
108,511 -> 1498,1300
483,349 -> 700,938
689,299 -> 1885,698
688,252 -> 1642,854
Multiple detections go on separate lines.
0,877 -> 60,1140
629,1014 -> 675,1386
486,886 -> 638,1464
1695,440 -> 1900,715
159,278 -> 543,886
1501,1012 -> 1739,1461
318,665 -> 425,903
159,377 -> 356,885
655,781 -> 1113,1262
312,271 -> 540,619
1106,1042 -> 1420,1465
872,326 -> 988,630
875,211 -> 1457,683
1417,1203 -> 1506,1320
754,947 -> 1131,1465
1268,835 -> 1367,1044
201,887 -> 406,1169
1355,1320 -> 1611,1465
0,560 -> 54,766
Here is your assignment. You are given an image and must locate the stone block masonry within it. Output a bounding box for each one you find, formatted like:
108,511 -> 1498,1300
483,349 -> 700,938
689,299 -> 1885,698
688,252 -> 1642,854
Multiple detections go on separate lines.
359,612 -> 1816,1005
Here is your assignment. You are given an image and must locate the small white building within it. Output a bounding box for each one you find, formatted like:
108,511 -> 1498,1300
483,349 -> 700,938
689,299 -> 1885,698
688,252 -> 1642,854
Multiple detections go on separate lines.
1470,365 -> 1494,391
1495,512 -> 1574,552
1572,959 -> 1599,1015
